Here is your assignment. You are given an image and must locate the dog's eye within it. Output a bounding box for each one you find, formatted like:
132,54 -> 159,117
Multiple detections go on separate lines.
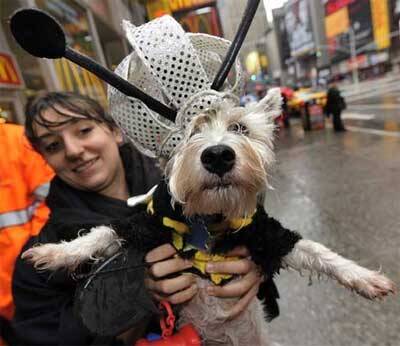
189,126 -> 200,138
228,122 -> 249,135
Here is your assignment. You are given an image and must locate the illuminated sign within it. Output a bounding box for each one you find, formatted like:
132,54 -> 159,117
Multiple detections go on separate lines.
325,0 -> 355,16
0,52 -> 23,87
147,0 -> 215,19
370,0 -> 390,50
169,0 -> 213,12
325,6 -> 349,39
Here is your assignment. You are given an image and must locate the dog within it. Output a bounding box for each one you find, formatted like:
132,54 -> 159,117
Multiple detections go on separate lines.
22,88 -> 395,346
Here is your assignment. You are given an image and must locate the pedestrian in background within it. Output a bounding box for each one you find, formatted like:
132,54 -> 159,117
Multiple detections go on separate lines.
325,83 -> 346,132
281,91 -> 290,128
0,116 -> 54,345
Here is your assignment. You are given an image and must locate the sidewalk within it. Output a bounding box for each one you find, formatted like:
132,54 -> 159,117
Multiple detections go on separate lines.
338,72 -> 400,102
265,125 -> 400,346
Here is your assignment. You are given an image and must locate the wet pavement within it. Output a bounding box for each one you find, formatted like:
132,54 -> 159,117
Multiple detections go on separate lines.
264,124 -> 400,346
345,90 -> 400,132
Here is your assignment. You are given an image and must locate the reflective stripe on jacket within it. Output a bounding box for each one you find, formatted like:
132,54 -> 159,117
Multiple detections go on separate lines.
0,124 -> 54,321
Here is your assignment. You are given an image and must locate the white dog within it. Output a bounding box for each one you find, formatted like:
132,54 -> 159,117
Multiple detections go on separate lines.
23,89 -> 395,346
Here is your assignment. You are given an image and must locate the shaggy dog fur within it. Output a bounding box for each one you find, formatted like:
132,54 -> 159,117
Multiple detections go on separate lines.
23,88 -> 395,346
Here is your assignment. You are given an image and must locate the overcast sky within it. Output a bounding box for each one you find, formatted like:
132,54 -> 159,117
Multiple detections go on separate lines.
269,0 -> 288,8
263,0 -> 288,22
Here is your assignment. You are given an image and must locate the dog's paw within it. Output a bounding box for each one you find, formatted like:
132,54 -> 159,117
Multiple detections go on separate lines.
22,243 -> 76,271
349,271 -> 396,300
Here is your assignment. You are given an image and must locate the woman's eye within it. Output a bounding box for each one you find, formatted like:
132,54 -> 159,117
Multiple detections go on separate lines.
228,123 -> 249,135
44,142 -> 61,154
80,127 -> 93,135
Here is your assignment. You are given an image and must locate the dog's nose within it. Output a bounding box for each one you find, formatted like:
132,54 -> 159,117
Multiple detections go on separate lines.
201,145 -> 235,177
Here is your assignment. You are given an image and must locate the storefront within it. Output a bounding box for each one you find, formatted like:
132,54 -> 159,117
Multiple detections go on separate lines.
0,51 -> 25,123
1,0 -> 130,122
146,0 -> 222,36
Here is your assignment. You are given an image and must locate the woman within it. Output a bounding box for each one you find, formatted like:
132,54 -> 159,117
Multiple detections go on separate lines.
325,83 -> 346,132
11,92 -> 262,345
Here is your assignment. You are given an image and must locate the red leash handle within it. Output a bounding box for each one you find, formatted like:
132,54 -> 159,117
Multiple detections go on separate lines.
159,300 -> 175,338
135,300 -> 201,345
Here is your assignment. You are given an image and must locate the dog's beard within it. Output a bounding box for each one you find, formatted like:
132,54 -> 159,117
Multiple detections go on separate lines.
183,182 -> 258,219
167,139 -> 268,219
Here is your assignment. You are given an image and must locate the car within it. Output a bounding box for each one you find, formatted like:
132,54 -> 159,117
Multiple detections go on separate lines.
287,88 -> 327,117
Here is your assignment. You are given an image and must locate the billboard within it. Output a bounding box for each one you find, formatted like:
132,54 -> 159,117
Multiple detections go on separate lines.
390,0 -> 400,48
284,0 -> 315,57
325,7 -> 349,39
324,0 -> 375,62
370,0 -> 390,50
174,6 -> 221,36
349,0 -> 374,51
324,0 -> 355,15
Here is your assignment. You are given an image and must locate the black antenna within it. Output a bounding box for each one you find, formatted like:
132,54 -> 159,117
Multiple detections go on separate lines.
10,8 -> 177,122
211,0 -> 260,91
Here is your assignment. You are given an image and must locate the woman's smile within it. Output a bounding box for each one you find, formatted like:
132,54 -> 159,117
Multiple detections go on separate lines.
72,157 -> 99,174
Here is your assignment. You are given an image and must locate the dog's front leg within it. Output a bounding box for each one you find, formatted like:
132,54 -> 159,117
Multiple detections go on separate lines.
22,226 -> 122,271
282,239 -> 396,299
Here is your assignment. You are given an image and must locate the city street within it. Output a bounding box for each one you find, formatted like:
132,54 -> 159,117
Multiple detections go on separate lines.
341,76 -> 400,134
265,122 -> 400,346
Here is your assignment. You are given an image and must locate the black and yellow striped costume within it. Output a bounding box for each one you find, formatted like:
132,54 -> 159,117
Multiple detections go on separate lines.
147,180 -> 302,320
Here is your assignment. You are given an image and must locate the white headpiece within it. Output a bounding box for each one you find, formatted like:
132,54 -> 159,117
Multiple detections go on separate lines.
108,16 -> 244,158
10,1 -> 261,159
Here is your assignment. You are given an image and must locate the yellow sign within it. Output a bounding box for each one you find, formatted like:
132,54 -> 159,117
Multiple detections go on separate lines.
146,0 -> 171,19
370,0 -> 390,50
245,51 -> 261,74
169,0 -> 211,12
147,0 -> 214,19
325,7 -> 349,39
0,52 -> 22,86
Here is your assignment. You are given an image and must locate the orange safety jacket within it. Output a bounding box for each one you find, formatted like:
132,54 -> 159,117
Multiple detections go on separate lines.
0,124 -> 54,326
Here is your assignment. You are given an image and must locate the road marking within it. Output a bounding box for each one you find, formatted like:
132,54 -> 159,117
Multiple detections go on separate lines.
342,112 -> 375,120
348,104 -> 400,110
346,126 -> 400,138
344,83 -> 400,101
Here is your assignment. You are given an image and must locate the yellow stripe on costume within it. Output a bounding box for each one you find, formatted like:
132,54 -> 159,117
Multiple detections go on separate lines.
163,217 -> 189,234
172,232 -> 184,250
229,216 -> 253,230
193,252 -> 239,285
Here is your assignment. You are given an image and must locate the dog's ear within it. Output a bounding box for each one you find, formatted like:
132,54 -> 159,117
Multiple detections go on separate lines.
249,87 -> 282,120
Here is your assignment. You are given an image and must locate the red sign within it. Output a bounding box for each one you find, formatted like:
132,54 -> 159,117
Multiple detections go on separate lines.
0,52 -> 22,87
325,0 -> 355,15
308,104 -> 325,130
347,54 -> 367,69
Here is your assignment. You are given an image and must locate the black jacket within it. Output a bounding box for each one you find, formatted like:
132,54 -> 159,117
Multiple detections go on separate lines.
325,86 -> 346,114
11,144 -> 161,346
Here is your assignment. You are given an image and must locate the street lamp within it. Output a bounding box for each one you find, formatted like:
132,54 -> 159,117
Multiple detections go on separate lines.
348,27 -> 359,91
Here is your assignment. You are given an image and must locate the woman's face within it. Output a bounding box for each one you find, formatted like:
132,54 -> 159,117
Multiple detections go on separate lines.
33,106 -> 126,199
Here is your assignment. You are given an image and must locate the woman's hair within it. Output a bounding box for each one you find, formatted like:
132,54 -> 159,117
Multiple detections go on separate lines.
25,92 -> 117,151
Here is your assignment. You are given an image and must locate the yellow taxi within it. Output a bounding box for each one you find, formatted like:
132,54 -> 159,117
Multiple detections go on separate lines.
287,88 -> 327,115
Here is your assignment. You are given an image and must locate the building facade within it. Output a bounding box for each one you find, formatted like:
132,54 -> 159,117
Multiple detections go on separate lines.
0,0 -> 146,124
272,0 -> 393,86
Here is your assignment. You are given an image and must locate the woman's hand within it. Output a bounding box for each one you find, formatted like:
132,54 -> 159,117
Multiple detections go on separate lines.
145,244 -> 263,319
145,244 -> 198,304
205,246 -> 263,319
